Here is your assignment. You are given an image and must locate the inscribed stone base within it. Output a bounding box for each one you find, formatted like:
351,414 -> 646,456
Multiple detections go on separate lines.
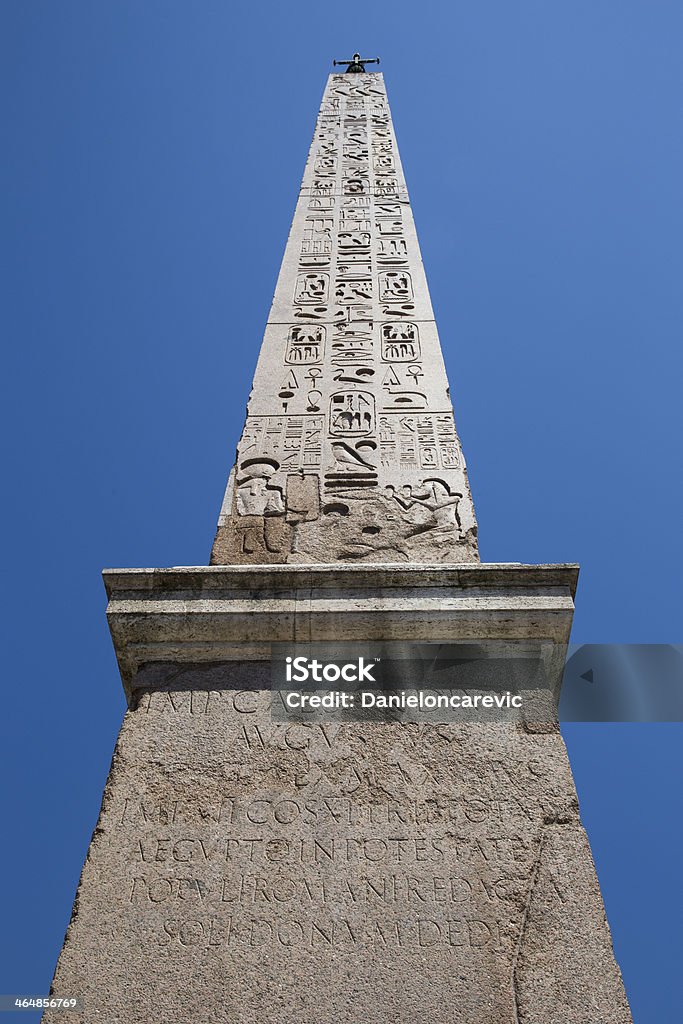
45,662 -> 632,1024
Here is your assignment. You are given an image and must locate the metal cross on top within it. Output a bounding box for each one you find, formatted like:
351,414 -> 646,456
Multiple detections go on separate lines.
333,52 -> 380,74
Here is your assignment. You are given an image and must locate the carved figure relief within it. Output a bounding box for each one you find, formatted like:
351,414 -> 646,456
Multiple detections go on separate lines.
385,478 -> 462,539
235,459 -> 285,517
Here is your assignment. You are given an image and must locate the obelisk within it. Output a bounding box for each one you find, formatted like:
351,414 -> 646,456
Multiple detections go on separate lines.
209,62 -> 478,567
45,58 -> 632,1024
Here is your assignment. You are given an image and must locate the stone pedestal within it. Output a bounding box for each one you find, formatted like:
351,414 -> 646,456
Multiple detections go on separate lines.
44,564 -> 632,1023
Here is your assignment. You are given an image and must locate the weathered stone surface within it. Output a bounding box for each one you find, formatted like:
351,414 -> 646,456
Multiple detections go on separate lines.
46,667 -> 631,1024
46,567 -> 631,1022
210,73 -> 478,566
101,563 -> 579,701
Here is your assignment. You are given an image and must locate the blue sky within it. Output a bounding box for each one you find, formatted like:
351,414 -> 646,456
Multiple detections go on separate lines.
1,2 -> 682,1021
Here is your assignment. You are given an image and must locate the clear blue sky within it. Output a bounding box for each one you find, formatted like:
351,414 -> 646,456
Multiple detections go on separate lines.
1,3 -> 682,1021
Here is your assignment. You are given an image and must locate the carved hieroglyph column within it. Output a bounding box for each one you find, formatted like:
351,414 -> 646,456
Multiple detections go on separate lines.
45,70 -> 633,1024
210,71 -> 478,566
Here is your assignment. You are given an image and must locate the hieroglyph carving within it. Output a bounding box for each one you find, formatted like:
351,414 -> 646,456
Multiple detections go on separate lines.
285,327 -> 325,364
330,391 -> 375,437
381,323 -> 420,361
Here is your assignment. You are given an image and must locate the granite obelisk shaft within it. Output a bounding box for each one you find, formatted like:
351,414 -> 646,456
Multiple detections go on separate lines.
211,72 -> 478,566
